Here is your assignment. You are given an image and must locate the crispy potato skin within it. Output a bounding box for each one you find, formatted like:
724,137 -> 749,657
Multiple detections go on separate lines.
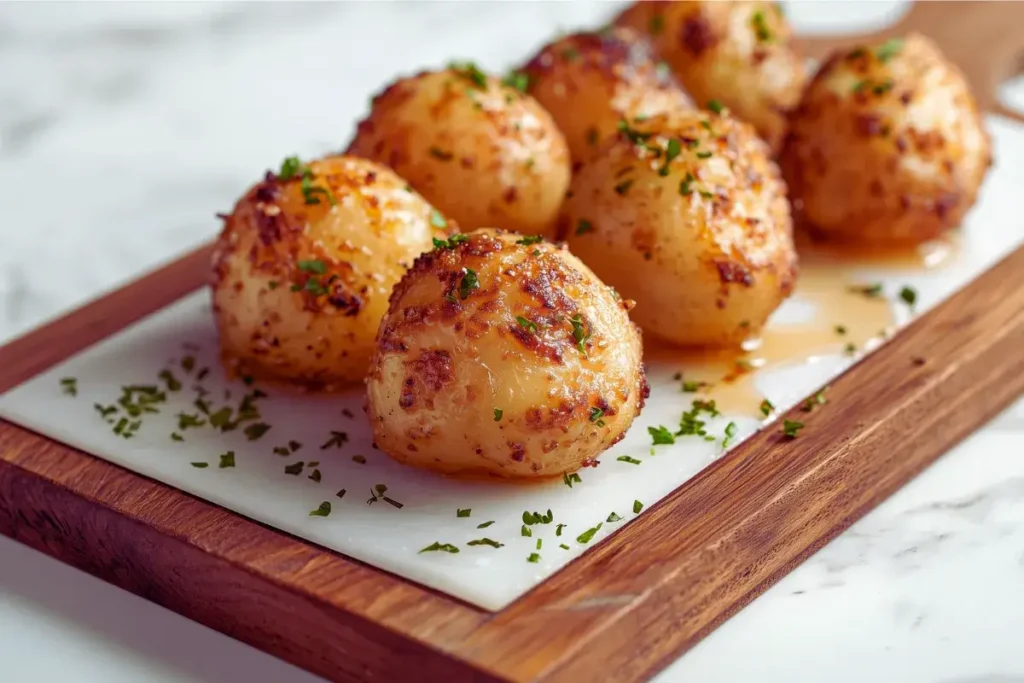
211,155 -> 451,388
346,68 -> 571,239
521,27 -> 693,162
615,0 -> 805,151
562,112 -> 796,347
366,229 -> 647,479
780,34 -> 991,245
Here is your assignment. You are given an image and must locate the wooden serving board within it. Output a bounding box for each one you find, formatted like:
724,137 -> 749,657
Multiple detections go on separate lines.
3,3 -> 1024,682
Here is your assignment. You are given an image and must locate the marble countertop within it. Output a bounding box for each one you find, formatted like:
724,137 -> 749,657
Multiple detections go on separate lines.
1,2 -> 1022,681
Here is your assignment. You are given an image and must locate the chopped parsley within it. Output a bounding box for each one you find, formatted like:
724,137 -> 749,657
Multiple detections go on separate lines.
782,420 -> 804,438
750,10 -> 772,42
569,314 -> 589,355
243,422 -> 271,441
516,235 -> 543,246
60,377 -> 78,397
589,407 -> 606,427
606,512 -> 622,523
515,316 -> 539,333
366,484 -> 403,508
218,451 -> 235,468
321,431 -> 348,450
527,552 -> 541,563
617,119 -> 653,148
419,542 -> 460,554
576,523 -> 602,544
679,171 -> 695,196
284,461 -> 304,475
633,500 -> 643,514
181,356 -> 196,373
158,369 -> 182,392
521,525 -> 532,537
309,501 -> 332,517
802,389 -> 828,412
900,285 -> 918,309
844,342 -> 857,356
336,489 -> 347,499
522,509 -> 553,525
658,138 -> 682,176
575,218 -> 594,236
875,38 -> 904,63
835,325 -> 848,335
170,432 -> 184,442
458,268 -> 479,299
477,520 -> 495,529
502,70 -> 530,92
759,399 -> 775,417
308,468 -> 322,483
449,60 -> 488,89
721,421 -> 738,448
696,151 -> 712,159
428,146 -> 454,161
614,179 -> 634,195
433,233 -> 469,250
707,99 -> 724,114
297,259 -> 327,274
468,538 -> 504,548
457,508 -> 472,518
617,455 -> 641,465
493,408 -> 503,422
190,462 -> 209,468
848,283 -> 884,298
562,472 -> 582,488
648,425 -> 676,445
556,523 -> 565,536
682,380 -> 704,393
536,538 -> 543,550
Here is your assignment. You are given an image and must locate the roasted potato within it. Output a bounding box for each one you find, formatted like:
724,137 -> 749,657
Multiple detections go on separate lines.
212,155 -> 452,388
346,64 -> 571,239
520,27 -> 693,162
615,0 -> 805,151
366,229 -> 647,479
780,34 -> 991,245
562,112 -> 796,347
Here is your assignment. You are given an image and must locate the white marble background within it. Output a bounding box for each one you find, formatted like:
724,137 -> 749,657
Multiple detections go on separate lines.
1,2 -> 1023,682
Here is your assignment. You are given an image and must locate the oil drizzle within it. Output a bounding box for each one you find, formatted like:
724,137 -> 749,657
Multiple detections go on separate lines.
649,234 -> 960,417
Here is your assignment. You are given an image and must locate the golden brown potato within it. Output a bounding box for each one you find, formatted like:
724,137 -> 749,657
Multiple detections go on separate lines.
346,64 -> 571,238
615,0 -> 805,151
561,111 -> 796,347
520,27 -> 693,162
366,229 -> 647,479
211,155 -> 452,388
780,34 -> 991,245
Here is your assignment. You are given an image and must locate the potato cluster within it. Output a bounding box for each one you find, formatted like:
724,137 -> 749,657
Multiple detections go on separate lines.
210,6 -> 989,479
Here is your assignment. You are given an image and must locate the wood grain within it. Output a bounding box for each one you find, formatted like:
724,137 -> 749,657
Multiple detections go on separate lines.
2,3 -> 1024,683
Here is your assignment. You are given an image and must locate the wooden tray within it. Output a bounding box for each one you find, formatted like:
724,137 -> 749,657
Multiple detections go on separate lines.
3,3 -> 1024,682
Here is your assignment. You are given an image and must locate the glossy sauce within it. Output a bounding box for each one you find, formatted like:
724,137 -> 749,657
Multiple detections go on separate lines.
650,233 -> 960,417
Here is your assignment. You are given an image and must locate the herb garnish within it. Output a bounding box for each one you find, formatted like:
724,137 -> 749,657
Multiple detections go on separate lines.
191,462 -> 208,468
658,138 -> 682,176
576,523 -> 602,544
158,369 -> 182,392
617,455 -> 641,465
468,538 -> 504,548
298,259 -> 327,274
516,235 -> 543,246
502,70 -> 530,92
60,377 -> 78,397
721,421 -> 738,448
218,451 -> 235,468
457,508 -> 471,518
433,233 -> 468,250
848,283 -> 884,298
589,407 -> 606,427
782,420 -> 804,438
562,472 -> 582,488
515,316 -> 539,333
751,10 -> 772,42
420,542 -> 459,554
493,408 -> 503,422
521,525 -> 532,537
679,171 -> 695,196
555,523 -> 565,536
449,61 -> 488,89
284,461 -> 304,475
844,342 -> 857,356
707,99 -> 724,114
696,151 -> 712,159
606,512 -> 622,523
477,520 -> 495,529
560,543 -> 570,550
171,432 -> 184,442
633,500 -> 643,514
617,119 -> 652,148
336,489 -> 347,499
875,38 -> 904,63
457,268 -> 479,299
367,484 -> 403,508
575,218 -> 594,236
900,285 -> 917,309
802,389 -> 827,412
430,209 -> 448,229
834,325 -> 848,335
309,501 -> 332,517
569,314 -> 589,355
243,422 -> 271,441
614,179 -> 634,195
321,431 -> 348,450
523,509 -> 553,525
648,425 -> 676,445
759,398 -> 775,417
527,552 -> 541,563
308,469 -> 322,482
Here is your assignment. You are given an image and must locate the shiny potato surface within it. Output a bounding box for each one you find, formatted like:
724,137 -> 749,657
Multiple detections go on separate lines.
346,65 -> 571,239
521,27 -> 693,162
366,229 -> 647,479
212,155 -> 452,388
615,0 -> 805,151
562,112 -> 796,347
780,34 -> 991,245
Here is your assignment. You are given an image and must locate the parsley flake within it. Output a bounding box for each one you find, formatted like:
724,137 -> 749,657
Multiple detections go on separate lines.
458,268 -> 479,299
309,501 -> 332,517
648,425 -> 676,445
515,316 -> 539,333
759,399 -> 775,417
457,508 -> 471,518
468,538 -> 504,548
419,542 -> 460,554
900,285 -> 918,309
60,377 -> 78,397
606,512 -> 623,523
633,500 -> 643,514
493,408 -> 503,422
527,552 -> 541,563
589,407 -> 606,427
516,235 -> 543,246
782,420 -> 804,438
576,523 -> 602,544
617,455 -> 641,465
477,520 -> 495,529
562,472 -> 582,488
575,218 -> 594,236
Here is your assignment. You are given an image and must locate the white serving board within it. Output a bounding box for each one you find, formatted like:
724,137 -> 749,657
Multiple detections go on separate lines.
1,114 -> 1022,611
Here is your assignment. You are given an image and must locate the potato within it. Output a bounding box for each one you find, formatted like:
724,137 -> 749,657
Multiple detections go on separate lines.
366,229 -> 647,479
520,27 -> 693,162
211,155 -> 452,388
780,34 -> 991,245
561,111 -> 796,347
346,64 -> 571,239
615,0 -> 805,152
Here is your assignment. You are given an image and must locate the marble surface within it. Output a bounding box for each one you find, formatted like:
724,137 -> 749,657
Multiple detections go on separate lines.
2,1 -> 1023,681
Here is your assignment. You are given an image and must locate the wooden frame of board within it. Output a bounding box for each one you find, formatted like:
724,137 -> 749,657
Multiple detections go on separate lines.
2,3 -> 1023,681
